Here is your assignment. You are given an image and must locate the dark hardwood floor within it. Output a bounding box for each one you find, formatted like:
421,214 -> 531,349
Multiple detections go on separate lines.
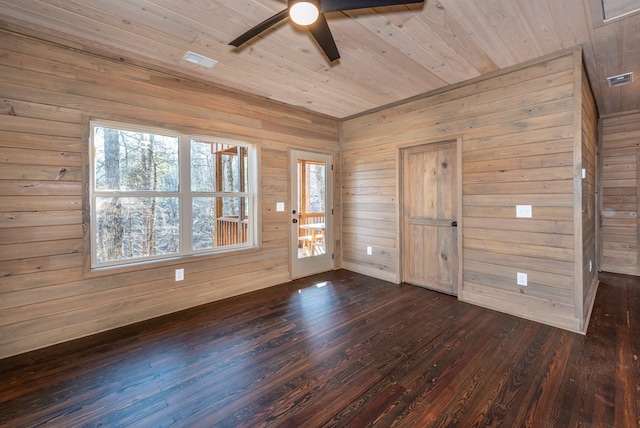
1,269 -> 638,427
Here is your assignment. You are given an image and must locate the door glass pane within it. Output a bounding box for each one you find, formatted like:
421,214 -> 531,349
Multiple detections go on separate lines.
297,160 -> 326,259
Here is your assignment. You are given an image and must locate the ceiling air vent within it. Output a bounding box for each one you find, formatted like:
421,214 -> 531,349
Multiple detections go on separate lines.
182,51 -> 217,68
606,72 -> 633,87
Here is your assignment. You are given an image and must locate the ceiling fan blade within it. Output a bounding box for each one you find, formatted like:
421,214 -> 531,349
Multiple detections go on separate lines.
321,0 -> 424,13
308,14 -> 340,61
229,9 -> 289,47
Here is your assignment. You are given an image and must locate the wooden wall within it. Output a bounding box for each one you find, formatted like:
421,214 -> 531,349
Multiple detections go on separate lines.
579,66 -> 599,325
0,29 -> 340,359
600,111 -> 640,276
341,48 -> 598,332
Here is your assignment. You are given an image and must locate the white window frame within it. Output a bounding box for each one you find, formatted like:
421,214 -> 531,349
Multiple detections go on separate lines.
89,120 -> 257,268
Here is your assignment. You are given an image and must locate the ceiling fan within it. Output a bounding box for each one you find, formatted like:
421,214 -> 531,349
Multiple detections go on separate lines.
229,0 -> 425,62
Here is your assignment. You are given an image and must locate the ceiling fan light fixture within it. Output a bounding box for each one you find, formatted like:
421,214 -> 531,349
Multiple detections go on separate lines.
229,0 -> 425,62
289,1 -> 319,26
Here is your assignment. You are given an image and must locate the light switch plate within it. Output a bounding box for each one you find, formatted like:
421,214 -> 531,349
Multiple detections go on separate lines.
517,272 -> 527,286
516,205 -> 532,218
276,202 -> 285,212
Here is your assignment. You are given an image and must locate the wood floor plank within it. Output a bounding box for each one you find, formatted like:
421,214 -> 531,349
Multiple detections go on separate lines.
0,269 -> 639,427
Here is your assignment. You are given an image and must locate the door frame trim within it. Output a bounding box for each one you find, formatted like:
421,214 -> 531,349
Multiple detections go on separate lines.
398,136 -> 463,296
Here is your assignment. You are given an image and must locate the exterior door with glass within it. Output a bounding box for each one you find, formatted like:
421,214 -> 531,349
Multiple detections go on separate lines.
290,150 -> 333,278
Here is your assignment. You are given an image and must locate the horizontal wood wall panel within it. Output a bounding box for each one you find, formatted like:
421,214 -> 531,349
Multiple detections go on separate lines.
463,194 -> 575,206
464,165 -> 574,184
463,152 -> 574,174
600,110 -> 640,276
0,114 -> 82,138
0,210 -> 82,228
462,179 -> 574,195
0,164 -> 82,181
464,238 -> 574,262
0,130 -> 80,151
462,125 -> 574,152
0,224 -> 82,246
0,196 -> 81,212
342,223 -> 397,240
0,147 -> 82,167
0,238 -> 82,261
462,205 -> 573,222
464,217 -> 574,235
342,232 -> 396,250
0,97 -> 82,123
463,259 -> 574,290
464,247 -> 575,277
342,49 -> 594,332
0,267 -> 81,294
0,253 -> 83,277
0,30 -> 339,358
463,227 -> 574,248
0,180 -> 81,196
463,270 -> 574,304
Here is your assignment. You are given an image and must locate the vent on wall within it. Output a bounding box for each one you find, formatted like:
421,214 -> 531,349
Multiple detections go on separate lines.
601,0 -> 640,22
607,72 -> 633,87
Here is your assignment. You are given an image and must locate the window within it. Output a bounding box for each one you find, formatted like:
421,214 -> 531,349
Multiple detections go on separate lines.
90,121 -> 256,268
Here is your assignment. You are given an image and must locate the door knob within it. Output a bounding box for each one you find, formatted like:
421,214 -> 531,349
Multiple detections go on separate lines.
451,221 -> 457,227
292,219 -> 298,224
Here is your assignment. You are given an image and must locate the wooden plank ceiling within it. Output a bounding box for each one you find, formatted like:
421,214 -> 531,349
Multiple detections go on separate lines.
0,0 -> 638,119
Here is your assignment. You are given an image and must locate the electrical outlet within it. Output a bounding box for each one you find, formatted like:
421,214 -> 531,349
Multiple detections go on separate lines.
517,272 -> 527,286
175,268 -> 184,281
516,205 -> 532,218
366,246 -> 372,255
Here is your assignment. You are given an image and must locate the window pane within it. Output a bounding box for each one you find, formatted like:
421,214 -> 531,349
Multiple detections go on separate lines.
192,197 -> 249,250
219,196 -> 249,247
191,141 -> 246,193
94,127 -> 179,191
221,196 -> 246,217
192,197 -> 216,250
190,140 -> 217,192
95,197 -> 179,263
221,152 -> 240,192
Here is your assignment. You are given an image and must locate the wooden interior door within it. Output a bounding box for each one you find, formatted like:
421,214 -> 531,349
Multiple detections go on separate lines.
402,142 -> 458,295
